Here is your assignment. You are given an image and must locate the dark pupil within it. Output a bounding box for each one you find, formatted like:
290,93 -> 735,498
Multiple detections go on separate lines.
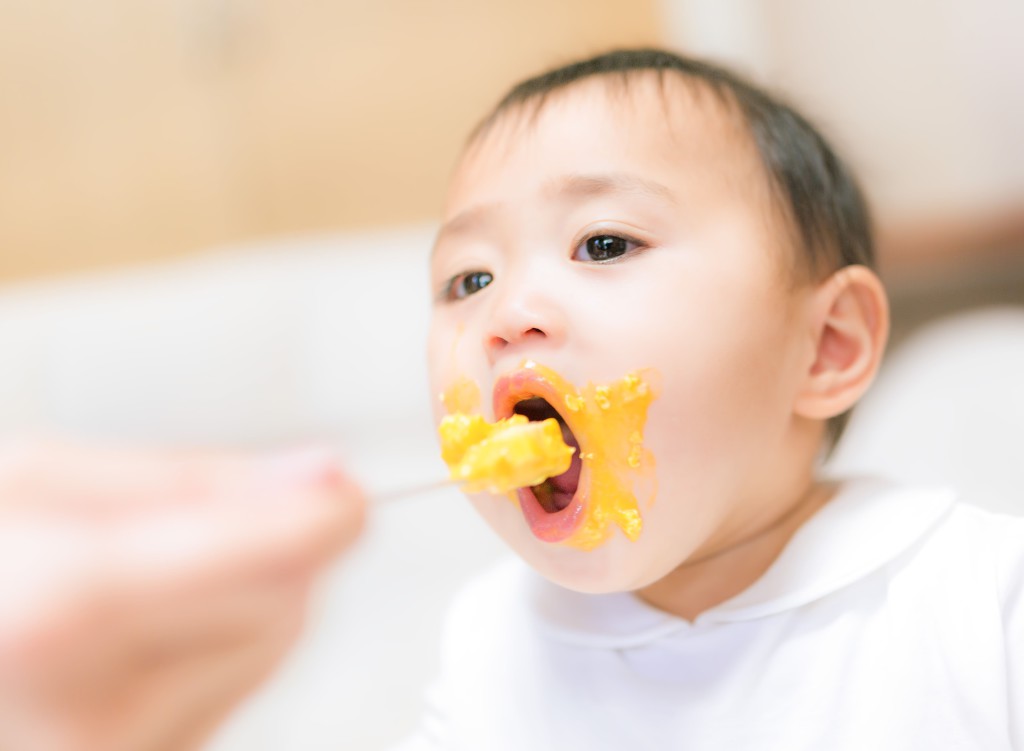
462,271 -> 493,296
587,235 -> 627,261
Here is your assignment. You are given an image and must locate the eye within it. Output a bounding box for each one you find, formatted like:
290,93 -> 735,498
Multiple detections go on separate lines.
445,270 -> 494,301
572,233 -> 644,262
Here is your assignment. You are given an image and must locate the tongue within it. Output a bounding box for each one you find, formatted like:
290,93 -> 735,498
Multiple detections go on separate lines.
543,421 -> 581,508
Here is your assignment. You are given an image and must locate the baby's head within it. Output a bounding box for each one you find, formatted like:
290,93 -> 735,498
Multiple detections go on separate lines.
428,49 -> 888,594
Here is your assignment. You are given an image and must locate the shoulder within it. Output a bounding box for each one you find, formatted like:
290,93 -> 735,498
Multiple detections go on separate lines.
942,501 -> 1024,604
819,478 -> 1024,576
800,479 -> 1024,614
939,501 -> 1024,742
926,499 -> 1024,568
887,491 -> 1024,619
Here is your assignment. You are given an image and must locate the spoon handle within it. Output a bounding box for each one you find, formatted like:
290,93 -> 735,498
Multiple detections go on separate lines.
374,477 -> 455,503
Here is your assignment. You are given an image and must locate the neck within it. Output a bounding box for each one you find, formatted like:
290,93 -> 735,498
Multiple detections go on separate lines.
637,479 -> 836,622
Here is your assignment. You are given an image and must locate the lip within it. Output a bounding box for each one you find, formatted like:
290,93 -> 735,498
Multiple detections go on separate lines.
492,363 -> 588,543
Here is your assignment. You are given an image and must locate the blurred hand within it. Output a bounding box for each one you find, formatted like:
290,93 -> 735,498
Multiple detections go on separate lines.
0,440 -> 366,751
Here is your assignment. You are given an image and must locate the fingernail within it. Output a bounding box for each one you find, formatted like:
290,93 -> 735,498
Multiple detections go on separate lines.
261,448 -> 339,489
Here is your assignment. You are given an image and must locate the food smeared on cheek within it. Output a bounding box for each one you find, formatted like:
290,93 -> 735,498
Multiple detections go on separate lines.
528,363 -> 656,551
439,376 -> 481,414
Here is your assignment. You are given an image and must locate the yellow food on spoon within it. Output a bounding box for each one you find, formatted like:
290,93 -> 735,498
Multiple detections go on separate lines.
439,413 -> 575,494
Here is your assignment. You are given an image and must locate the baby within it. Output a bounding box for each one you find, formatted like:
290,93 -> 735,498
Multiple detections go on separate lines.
407,49 -> 1024,749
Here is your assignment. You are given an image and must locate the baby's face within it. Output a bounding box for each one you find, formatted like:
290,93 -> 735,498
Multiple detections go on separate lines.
428,75 -> 817,593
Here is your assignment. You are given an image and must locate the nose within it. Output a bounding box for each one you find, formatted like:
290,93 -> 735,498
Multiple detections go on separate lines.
483,275 -> 567,364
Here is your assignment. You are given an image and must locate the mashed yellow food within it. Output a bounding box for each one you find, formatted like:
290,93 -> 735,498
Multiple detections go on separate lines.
438,413 -> 575,494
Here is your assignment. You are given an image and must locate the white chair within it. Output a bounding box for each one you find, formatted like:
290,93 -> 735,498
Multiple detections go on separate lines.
827,306 -> 1024,516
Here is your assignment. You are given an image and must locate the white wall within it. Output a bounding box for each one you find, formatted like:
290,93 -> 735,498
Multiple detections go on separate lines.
662,0 -> 1024,218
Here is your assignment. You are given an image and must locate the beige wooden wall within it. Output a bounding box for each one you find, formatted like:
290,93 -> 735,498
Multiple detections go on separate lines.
0,0 -> 663,282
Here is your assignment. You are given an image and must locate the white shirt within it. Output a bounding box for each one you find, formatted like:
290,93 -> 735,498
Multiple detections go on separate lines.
397,479 -> 1024,750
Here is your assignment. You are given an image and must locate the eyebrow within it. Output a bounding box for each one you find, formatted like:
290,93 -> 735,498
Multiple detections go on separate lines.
547,172 -> 677,204
432,172 -> 676,257
433,202 -> 501,252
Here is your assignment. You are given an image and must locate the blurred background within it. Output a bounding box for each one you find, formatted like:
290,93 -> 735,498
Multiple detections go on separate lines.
1,1 -> 1022,748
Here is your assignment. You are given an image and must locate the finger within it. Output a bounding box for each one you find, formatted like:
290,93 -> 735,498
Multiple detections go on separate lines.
0,438 -> 243,513
17,571 -> 311,695
3,586 -> 309,751
99,456 -> 367,593
0,439 -> 364,523
96,589 -> 306,751
0,459 -> 364,684
136,592 -> 308,751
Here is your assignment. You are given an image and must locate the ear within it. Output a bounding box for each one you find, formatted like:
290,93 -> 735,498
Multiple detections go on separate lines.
794,265 -> 890,420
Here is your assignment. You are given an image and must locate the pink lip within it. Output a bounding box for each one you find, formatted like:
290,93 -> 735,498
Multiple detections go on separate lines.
492,367 -> 588,544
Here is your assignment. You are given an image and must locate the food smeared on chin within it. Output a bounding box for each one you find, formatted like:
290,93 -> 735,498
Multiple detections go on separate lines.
437,364 -> 656,551
439,414 -> 575,494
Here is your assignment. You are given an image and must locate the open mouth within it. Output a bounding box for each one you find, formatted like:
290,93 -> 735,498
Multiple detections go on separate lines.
488,361 -> 653,549
493,365 -> 590,544
510,397 -> 582,513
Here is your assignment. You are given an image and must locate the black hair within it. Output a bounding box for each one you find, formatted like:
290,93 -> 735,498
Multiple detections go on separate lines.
474,48 -> 876,448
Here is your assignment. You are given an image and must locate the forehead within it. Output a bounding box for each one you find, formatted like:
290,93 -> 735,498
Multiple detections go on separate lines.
442,73 -> 768,220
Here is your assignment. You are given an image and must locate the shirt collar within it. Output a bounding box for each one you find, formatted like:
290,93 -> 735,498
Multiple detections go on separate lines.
526,478 -> 957,647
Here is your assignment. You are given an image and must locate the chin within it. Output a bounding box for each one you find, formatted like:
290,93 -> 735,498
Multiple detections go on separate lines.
533,540 -> 664,593
478,503 -> 658,593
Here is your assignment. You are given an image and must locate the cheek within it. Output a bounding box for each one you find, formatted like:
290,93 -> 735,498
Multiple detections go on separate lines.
426,320 -> 460,423
426,322 -> 446,375
428,312 -> 473,363
425,335 -> 445,411
427,313 -> 464,377
427,315 -> 492,425
620,286 -> 803,491
658,325 -> 793,449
